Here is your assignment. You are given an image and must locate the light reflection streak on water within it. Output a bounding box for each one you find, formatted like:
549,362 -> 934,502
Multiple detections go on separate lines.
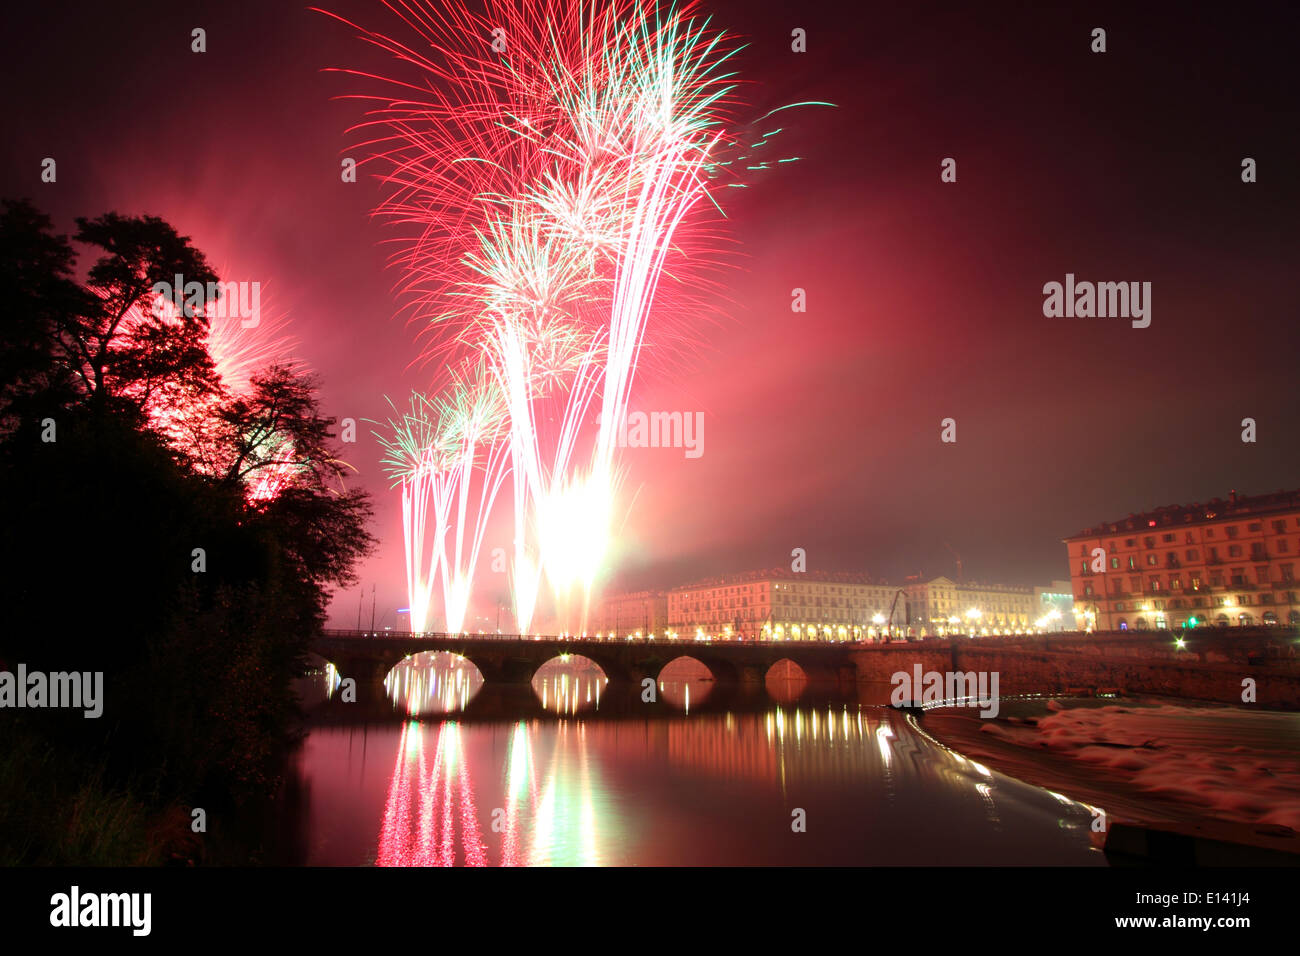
377,721 -> 487,866
579,726 -> 599,865
320,662 -> 340,699
355,693 -> 1099,865
535,672 -> 609,715
659,677 -> 712,711
500,722 -> 535,866
876,721 -> 894,767
525,723 -> 608,865
906,712 -> 1104,835
377,716 -> 614,865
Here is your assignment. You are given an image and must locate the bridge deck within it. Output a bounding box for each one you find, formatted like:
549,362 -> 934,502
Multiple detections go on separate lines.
319,629 -> 900,647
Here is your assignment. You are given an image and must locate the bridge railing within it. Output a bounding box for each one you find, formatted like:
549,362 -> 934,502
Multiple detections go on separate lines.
318,629 -> 946,648
315,628 -> 1146,648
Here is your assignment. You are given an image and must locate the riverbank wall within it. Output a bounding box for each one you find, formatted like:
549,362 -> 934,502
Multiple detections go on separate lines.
848,628 -> 1300,709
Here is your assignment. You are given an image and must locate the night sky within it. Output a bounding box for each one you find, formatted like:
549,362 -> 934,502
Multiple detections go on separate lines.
4,0 -> 1298,628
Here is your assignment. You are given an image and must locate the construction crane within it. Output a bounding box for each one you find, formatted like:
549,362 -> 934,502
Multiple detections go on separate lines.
885,588 -> 909,641
943,541 -> 963,583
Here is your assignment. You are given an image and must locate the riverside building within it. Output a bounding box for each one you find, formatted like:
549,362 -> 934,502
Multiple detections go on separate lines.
591,590 -> 668,638
1064,488 -> 1300,630
656,570 -> 1045,641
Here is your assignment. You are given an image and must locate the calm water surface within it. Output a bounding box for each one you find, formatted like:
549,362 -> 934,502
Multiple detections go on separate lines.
281,655 -> 1105,866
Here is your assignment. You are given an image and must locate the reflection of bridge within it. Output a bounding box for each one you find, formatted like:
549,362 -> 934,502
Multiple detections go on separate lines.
313,630 -> 860,688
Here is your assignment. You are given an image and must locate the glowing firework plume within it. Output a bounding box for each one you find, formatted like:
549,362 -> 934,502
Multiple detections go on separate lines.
377,392 -> 444,633
429,361 -> 511,634
331,0 -> 817,633
380,361 -> 511,634
120,286 -> 305,501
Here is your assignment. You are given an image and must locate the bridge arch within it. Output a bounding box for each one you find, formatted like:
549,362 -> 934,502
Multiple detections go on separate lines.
660,652 -> 742,683
532,654 -> 609,713
764,658 -> 809,704
658,655 -> 714,682
296,651 -> 342,706
310,631 -> 856,696
386,651 -> 485,715
765,658 -> 809,682
657,656 -> 717,709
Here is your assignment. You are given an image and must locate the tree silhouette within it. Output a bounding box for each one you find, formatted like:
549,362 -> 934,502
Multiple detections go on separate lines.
0,203 -> 228,430
0,200 -> 376,862
0,200 -> 88,433
68,211 -> 223,414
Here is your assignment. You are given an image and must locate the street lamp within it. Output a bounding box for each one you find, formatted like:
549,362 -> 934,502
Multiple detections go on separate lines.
872,612 -> 886,642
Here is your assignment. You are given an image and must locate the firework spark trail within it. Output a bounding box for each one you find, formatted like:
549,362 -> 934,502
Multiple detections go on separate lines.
491,319 -> 546,636
201,288 -> 311,502
379,367 -> 511,635
428,362 -> 511,633
204,294 -> 300,394
401,458 -> 435,632
490,317 -> 609,633
377,393 -> 445,632
119,287 -> 306,501
400,454 -> 440,632
470,208 -> 607,633
509,2 -> 732,631
244,432 -> 300,502
538,3 -> 734,628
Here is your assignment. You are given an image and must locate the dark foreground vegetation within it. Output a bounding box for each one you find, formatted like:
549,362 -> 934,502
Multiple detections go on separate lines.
0,199 -> 374,864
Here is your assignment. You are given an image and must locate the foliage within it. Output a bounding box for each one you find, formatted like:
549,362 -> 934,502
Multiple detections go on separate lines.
0,199 -> 375,864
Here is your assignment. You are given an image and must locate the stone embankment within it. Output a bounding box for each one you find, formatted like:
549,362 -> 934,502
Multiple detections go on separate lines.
849,628 -> 1300,708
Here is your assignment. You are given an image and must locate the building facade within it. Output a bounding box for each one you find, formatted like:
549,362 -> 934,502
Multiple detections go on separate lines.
592,590 -> 669,637
1063,489 -> 1300,630
903,577 -> 1036,634
662,570 -> 1044,641
666,569 -> 899,641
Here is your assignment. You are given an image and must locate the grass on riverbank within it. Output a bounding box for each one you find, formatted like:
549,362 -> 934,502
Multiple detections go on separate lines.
0,723 -> 186,866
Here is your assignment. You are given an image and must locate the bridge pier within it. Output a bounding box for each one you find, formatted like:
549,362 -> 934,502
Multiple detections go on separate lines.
333,654 -> 401,701
470,654 -> 539,685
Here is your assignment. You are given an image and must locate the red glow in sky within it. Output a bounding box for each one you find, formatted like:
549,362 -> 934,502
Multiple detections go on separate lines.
4,0 -> 1298,629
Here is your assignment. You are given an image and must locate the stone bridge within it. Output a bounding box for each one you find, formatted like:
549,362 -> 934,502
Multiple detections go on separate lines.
312,630 -> 858,687
312,627 -> 1300,708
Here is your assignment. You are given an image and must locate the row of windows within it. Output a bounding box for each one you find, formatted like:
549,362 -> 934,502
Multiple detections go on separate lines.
676,596 -> 882,612
674,583 -> 1031,603
678,597 -> 1037,615
919,601 -> 1031,614
1082,565 -> 1298,595
1092,589 -> 1300,609
696,583 -> 887,595
669,611 -> 865,625
1116,610 -> 1300,628
1079,517 -> 1300,557
1082,541 -> 1295,575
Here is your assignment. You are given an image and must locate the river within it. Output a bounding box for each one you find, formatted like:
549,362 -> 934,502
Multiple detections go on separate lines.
271,653 -> 1106,865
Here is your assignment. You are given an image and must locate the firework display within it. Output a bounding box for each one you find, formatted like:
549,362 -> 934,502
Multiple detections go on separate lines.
337,0 -> 795,634
119,289 -> 305,501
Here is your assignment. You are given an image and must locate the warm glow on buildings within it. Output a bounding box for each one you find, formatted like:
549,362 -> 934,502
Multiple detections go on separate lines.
903,577 -> 1036,633
649,569 -> 1048,641
591,590 -> 668,638
1064,488 -> 1300,631
667,570 -> 896,641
